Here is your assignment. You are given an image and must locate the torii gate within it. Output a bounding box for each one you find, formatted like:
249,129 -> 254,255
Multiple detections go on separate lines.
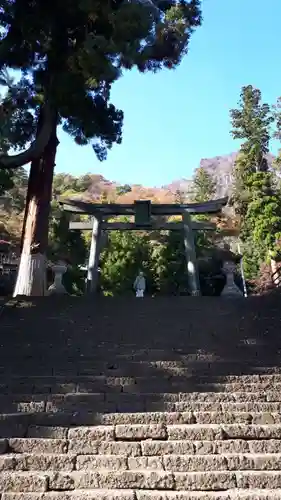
59,197 -> 228,296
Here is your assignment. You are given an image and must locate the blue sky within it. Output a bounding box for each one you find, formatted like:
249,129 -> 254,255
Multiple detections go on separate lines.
55,0 -> 281,186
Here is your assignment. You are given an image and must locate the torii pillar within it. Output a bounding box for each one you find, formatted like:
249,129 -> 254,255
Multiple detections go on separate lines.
86,216 -> 102,294
183,211 -> 201,296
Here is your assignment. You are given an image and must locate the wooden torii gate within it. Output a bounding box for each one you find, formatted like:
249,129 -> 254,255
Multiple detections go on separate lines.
60,197 -> 228,296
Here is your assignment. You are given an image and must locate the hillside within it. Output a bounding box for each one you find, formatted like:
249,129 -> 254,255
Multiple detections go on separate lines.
1,151 -> 274,244
56,151 -> 262,203
165,152 -> 275,198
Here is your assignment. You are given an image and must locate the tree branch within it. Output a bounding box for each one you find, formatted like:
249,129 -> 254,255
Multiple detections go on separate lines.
0,102 -> 54,169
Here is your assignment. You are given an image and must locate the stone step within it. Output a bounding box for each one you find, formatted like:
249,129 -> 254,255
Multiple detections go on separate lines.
3,490 -> 281,500
155,402 -> 281,413
141,439 -> 281,456
165,424 -> 281,441
4,356 -> 276,368
2,372 -> 281,385
31,411 -> 281,426
6,421 -> 281,443
125,454 -> 281,472
3,470 -> 281,491
2,360 -> 281,377
4,392 -> 281,416
1,452 -> 281,473
29,372 -> 281,382
71,423 -> 281,441
5,438 -> 281,456
0,412 -> 279,434
1,390 -> 278,409
5,420 -> 281,440
2,373 -> 281,394
0,379 -> 280,393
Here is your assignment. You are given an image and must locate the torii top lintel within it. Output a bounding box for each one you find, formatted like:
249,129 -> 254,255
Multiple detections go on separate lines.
59,197 -> 228,216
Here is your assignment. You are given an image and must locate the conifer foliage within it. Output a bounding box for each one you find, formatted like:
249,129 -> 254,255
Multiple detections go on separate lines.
0,0 -> 202,296
230,85 -> 281,278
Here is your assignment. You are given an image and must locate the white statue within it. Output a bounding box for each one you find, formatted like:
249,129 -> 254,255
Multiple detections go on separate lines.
133,271 -> 146,298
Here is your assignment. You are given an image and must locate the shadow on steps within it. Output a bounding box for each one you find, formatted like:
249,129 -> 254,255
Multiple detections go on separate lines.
0,293 -> 280,438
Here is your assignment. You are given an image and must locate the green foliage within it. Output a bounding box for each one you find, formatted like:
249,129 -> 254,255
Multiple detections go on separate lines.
116,184 -> 132,196
7,167 -> 28,210
174,189 -> 185,204
48,202 -> 88,266
0,0 -> 201,163
0,165 -> 28,205
230,85 -> 281,279
52,173 -> 95,198
272,97 -> 281,176
230,86 -> 273,163
99,218 -> 219,296
0,168 -> 13,195
192,167 -> 217,202
100,222 -> 151,295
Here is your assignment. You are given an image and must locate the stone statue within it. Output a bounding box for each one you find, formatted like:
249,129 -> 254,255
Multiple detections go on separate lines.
133,271 -> 146,298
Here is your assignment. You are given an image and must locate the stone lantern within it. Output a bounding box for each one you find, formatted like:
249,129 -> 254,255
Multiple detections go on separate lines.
221,260 -> 243,297
47,260 -> 68,295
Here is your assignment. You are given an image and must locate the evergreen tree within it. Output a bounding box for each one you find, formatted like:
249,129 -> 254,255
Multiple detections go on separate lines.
116,184 -> 132,196
100,227 -> 151,296
192,167 -> 217,202
230,85 -> 280,278
272,96 -> 281,175
0,0 -> 202,296
174,189 -> 185,204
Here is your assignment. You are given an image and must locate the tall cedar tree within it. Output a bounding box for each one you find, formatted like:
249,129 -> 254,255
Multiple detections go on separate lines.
230,85 -> 281,278
272,97 -> 281,173
0,0 -> 201,296
192,166 -> 216,202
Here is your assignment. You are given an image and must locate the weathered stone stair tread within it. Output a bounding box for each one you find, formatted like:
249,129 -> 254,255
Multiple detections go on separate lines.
2,490 -> 281,499
4,400 -> 281,414
4,422 -> 281,439
3,406 -> 281,426
5,372 -> 281,379
3,438 -> 281,456
3,373 -> 281,384
2,453 -> 281,472
3,470 -> 281,491
0,382 -> 279,392
2,298 -> 281,496
0,392 -> 275,403
119,454 -> 281,471
1,437 -> 279,455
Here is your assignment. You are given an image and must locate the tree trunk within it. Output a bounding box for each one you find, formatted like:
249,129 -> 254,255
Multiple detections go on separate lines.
13,111 -> 59,297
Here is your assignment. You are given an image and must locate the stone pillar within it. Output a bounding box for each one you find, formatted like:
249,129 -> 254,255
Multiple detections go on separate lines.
221,260 -> 243,297
48,261 -> 68,295
183,212 -> 201,296
86,216 -> 101,294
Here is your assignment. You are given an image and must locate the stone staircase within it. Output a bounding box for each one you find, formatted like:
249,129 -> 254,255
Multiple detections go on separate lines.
1,295 -> 281,499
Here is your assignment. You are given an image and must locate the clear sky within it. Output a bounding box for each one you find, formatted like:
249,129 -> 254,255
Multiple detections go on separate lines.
55,0 -> 281,186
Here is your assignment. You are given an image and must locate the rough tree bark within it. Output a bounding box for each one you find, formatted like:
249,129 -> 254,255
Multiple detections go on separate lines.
13,110 -> 59,297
